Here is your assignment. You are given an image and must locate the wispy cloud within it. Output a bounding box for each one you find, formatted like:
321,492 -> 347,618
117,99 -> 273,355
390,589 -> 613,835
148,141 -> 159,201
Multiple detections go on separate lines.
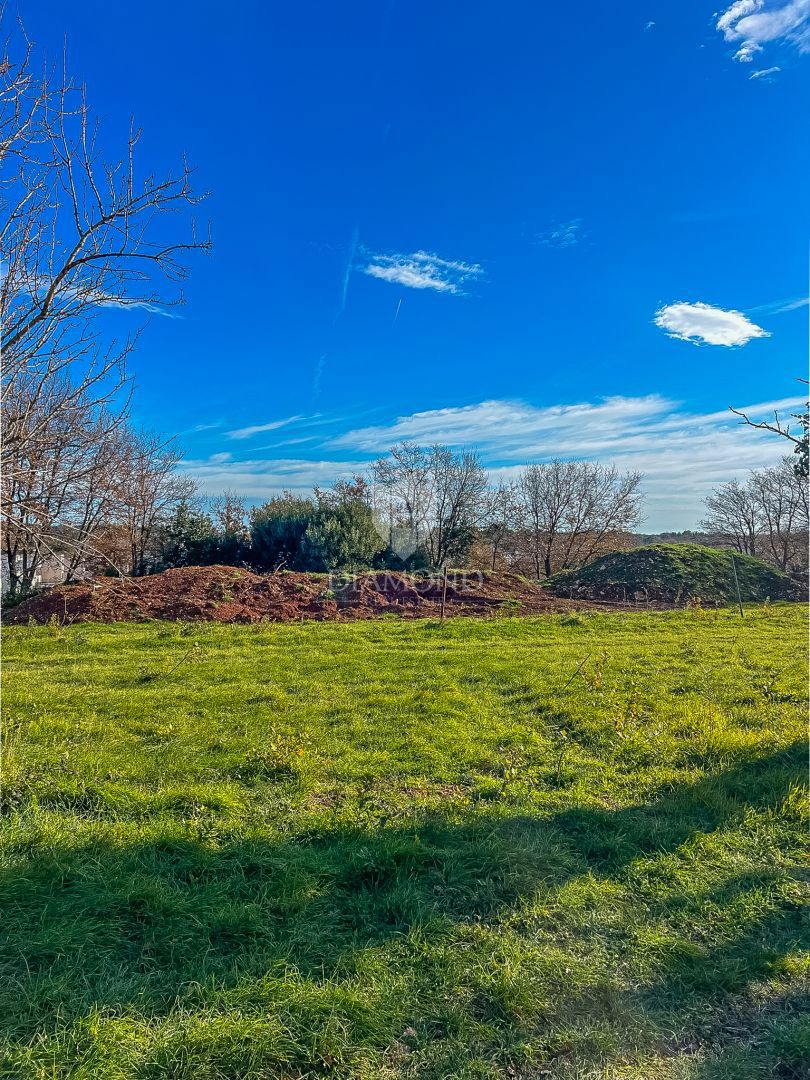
181,457 -> 369,499
361,249 -> 483,294
188,420 -> 225,434
749,63 -> 782,76
536,219 -> 584,248
748,295 -> 809,314
644,20 -> 656,31
654,301 -> 769,346
717,0 -> 810,61
115,300 -> 184,319
45,281 -> 185,320
226,414 -> 310,440
183,393 -> 806,530
328,396 -> 673,455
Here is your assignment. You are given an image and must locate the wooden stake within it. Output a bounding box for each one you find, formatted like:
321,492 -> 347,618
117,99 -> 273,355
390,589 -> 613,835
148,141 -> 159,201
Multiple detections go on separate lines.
730,553 -> 744,618
440,566 -> 448,621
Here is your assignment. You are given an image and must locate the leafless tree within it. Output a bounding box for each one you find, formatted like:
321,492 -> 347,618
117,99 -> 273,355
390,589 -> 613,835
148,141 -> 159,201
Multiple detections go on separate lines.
111,430 -> 196,576
479,481 -> 520,571
0,16 -> 209,588
749,460 -> 808,571
315,474 -> 373,510
700,480 -> 759,558
516,460 -> 643,577
426,446 -> 488,568
372,443 -> 488,568
0,378 -> 126,593
702,459 -> 808,572
372,443 -> 434,558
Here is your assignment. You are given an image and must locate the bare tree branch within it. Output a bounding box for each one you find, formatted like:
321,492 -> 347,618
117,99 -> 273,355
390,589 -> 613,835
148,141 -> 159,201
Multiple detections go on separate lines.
1,14 -> 210,594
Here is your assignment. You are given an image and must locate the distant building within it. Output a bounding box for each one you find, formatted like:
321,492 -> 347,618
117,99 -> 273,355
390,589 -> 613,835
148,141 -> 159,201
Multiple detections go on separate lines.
1,551 -> 88,596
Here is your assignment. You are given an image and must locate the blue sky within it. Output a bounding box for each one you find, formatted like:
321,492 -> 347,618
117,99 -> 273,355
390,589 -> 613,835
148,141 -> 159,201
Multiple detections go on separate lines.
29,0 -> 809,529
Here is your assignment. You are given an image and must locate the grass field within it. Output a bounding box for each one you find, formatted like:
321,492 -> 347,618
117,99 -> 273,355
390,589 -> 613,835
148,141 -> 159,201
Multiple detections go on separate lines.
1,606 -> 808,1079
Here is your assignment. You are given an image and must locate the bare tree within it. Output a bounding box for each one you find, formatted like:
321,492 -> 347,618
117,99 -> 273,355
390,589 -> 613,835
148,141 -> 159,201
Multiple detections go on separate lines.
0,17 -> 209,588
426,446 -> 488,568
372,443 -> 488,568
751,460 -> 808,572
480,481 -> 520,571
518,462 -> 570,578
700,480 -> 759,558
0,378 -> 126,593
372,443 -> 435,559
516,460 -> 643,578
111,430 -> 195,576
702,459 -> 809,572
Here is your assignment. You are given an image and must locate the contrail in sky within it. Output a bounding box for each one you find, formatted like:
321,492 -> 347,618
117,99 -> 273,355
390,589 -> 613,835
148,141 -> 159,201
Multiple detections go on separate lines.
746,296 -> 809,317
313,353 -> 327,399
335,226 -> 358,321
393,298 -> 402,322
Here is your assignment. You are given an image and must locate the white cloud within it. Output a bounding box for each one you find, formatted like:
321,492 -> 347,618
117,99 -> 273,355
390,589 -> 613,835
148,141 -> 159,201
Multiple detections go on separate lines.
226,415 -> 309,440
717,0 -> 810,59
732,0 -> 810,42
361,250 -> 483,294
536,219 -> 584,248
734,41 -> 764,59
717,0 -> 764,37
749,63 -> 782,75
654,301 -> 769,346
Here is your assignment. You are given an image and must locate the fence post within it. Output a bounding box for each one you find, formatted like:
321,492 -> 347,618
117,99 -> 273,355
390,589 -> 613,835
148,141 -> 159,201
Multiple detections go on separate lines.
730,554 -> 744,619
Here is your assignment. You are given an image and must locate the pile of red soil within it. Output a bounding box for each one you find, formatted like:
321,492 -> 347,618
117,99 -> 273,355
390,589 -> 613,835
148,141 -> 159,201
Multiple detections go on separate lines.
5,565 -> 596,625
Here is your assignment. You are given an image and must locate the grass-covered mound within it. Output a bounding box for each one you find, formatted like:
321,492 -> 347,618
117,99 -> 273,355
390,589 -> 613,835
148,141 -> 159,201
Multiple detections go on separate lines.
549,543 -> 796,604
1,609 -> 808,1078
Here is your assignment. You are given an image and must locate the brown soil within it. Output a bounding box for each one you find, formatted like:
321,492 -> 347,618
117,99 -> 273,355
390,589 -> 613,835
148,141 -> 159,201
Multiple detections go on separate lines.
4,565 -> 600,625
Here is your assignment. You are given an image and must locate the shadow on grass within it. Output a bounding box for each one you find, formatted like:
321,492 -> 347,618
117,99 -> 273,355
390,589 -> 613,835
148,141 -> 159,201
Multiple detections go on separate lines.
1,742 -> 806,1069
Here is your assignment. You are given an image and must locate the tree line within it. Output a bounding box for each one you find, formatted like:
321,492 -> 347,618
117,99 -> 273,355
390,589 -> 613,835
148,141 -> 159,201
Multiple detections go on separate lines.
15,434 -> 799,593
3,443 -> 645,591
176,451 -> 644,579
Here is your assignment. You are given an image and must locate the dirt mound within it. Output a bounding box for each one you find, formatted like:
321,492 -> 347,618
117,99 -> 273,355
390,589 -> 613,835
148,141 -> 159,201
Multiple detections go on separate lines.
5,565 -> 595,625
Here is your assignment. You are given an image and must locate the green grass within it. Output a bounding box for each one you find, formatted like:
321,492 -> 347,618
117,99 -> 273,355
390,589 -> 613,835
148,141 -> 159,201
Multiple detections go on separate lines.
1,606 -> 808,1079
549,544 -> 795,603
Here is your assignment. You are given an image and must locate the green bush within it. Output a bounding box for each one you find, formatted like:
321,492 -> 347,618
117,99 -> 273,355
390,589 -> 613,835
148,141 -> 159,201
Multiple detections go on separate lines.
249,495 -> 316,571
